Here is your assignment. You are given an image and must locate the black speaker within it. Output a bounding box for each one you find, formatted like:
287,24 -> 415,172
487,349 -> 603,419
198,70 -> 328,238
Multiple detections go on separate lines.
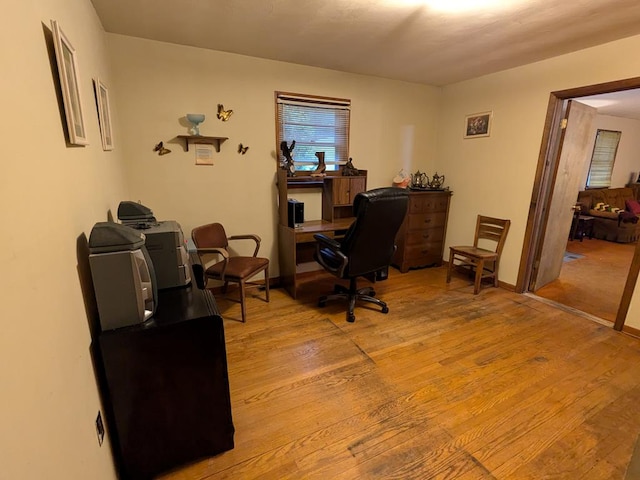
288,199 -> 304,227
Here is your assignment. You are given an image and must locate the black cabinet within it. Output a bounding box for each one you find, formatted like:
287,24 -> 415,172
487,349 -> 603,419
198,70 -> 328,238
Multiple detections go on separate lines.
93,286 -> 234,480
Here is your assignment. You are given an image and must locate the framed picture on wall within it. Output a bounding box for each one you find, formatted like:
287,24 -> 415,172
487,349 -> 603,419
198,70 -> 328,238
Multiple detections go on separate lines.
51,19 -> 88,145
93,78 -> 114,150
464,111 -> 492,139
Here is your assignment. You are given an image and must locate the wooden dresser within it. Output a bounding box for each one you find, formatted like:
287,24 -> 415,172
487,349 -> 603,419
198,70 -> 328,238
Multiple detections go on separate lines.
392,190 -> 452,273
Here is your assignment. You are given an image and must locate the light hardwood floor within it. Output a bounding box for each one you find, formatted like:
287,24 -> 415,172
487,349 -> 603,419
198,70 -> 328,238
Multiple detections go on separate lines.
534,238 -> 636,323
159,266 -> 640,480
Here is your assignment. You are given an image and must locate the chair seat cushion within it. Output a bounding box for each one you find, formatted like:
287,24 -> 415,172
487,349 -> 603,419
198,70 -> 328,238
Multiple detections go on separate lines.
206,256 -> 269,280
450,246 -> 498,260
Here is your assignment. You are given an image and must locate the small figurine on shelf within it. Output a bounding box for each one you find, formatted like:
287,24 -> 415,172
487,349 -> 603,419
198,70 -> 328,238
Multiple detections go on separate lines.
342,157 -> 359,176
280,140 -> 296,177
311,152 -> 327,177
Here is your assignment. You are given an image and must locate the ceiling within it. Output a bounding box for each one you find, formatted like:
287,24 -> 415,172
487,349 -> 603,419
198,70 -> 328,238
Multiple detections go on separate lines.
90,0 -> 640,118
91,0 -> 640,86
578,90 -> 640,121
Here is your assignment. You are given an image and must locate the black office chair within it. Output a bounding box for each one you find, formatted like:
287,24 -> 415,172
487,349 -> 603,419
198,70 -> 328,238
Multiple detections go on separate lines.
314,187 -> 409,323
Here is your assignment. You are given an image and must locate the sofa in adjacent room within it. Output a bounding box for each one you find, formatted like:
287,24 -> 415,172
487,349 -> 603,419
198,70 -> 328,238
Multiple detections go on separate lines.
576,185 -> 640,243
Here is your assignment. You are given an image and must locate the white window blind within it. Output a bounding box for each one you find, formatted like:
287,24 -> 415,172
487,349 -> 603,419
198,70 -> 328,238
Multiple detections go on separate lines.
586,129 -> 622,188
276,92 -> 350,172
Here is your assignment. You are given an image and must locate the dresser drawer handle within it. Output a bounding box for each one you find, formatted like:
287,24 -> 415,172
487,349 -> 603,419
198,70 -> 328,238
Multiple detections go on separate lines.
424,219 -> 431,223
423,234 -> 430,239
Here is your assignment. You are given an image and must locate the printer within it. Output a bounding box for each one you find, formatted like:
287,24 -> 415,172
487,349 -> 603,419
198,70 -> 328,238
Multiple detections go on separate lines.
88,222 -> 157,331
118,201 -> 192,290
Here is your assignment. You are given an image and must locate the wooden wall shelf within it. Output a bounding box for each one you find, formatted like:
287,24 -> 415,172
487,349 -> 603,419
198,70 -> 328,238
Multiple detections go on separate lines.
177,135 -> 228,152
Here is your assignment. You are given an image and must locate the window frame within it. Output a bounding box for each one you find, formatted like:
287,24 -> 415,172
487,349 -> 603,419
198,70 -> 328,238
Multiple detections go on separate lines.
275,91 -> 351,176
585,129 -> 622,189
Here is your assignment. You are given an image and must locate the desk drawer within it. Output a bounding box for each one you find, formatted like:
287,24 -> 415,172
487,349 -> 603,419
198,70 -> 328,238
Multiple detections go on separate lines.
407,212 -> 446,230
297,231 -> 332,244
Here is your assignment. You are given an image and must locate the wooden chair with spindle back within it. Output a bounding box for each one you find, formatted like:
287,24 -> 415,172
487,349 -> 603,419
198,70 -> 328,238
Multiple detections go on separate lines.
446,215 -> 511,294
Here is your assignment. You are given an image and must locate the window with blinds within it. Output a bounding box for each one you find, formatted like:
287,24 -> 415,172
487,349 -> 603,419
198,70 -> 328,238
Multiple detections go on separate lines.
586,129 -> 622,189
276,92 -> 350,172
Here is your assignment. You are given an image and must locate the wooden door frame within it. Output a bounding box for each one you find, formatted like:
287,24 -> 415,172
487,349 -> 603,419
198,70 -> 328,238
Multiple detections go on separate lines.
517,76 -> 640,331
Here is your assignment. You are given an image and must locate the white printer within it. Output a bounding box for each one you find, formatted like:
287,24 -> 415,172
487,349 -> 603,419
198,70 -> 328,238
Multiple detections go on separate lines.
118,202 -> 192,290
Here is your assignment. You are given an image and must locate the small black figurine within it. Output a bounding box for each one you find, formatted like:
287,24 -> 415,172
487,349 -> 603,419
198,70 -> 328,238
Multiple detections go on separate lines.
280,140 -> 296,176
342,157 -> 359,176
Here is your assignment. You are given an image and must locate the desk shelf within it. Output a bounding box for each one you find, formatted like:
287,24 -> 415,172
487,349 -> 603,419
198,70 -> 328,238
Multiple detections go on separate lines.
278,218 -> 355,298
276,169 -> 366,298
286,178 -> 325,189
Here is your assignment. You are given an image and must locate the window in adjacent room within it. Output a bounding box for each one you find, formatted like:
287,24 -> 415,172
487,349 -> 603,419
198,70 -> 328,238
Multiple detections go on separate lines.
276,92 -> 350,173
586,129 -> 622,189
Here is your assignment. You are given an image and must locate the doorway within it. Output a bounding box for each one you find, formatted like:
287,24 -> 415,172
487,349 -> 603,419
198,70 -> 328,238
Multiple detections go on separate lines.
534,238 -> 635,323
518,76 -> 640,332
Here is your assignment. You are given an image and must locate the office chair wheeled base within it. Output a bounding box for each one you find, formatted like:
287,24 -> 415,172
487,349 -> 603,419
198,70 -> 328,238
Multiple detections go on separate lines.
318,278 -> 389,323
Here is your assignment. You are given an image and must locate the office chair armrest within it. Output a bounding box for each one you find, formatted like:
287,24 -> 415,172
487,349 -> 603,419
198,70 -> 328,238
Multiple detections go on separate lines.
313,234 -> 340,250
228,234 -> 261,257
314,234 -> 348,277
196,247 -> 230,282
196,246 -> 229,257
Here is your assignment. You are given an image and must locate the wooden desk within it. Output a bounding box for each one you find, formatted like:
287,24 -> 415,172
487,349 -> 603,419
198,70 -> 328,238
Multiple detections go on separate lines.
278,217 -> 354,298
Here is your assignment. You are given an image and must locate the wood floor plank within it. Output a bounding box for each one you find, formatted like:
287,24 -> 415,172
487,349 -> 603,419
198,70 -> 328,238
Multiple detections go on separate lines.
509,383 -> 640,479
158,266 -> 640,480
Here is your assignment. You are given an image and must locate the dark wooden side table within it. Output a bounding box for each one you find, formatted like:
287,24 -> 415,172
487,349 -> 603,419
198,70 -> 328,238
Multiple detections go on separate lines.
571,215 -> 594,241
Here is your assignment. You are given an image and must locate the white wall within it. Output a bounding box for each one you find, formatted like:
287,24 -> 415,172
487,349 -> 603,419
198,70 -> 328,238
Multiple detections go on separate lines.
438,34 -> 640,293
0,1 -> 128,478
106,34 -> 441,269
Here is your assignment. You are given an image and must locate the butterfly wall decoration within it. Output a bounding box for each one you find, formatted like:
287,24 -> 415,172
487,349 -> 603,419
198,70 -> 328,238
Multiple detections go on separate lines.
238,143 -> 249,155
217,104 -> 233,122
153,141 -> 171,156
